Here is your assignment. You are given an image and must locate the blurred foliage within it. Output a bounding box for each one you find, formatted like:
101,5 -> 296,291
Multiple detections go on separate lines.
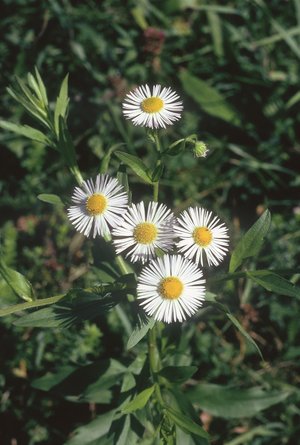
0,0 -> 300,444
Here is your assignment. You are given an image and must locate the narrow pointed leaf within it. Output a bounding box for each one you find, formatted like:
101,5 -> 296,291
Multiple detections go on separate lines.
122,386 -> 154,413
229,210 -> 271,273
166,406 -> 209,439
54,74 -> 69,136
158,366 -> 197,383
187,384 -> 291,418
127,317 -> 155,349
247,270 -> 300,299
0,120 -> 50,144
226,313 -> 263,359
115,151 -> 153,184
180,71 -> 241,126
0,259 -> 34,302
37,194 -> 65,207
65,410 -> 115,445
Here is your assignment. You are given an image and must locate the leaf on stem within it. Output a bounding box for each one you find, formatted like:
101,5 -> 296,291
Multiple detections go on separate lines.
0,258 -> 35,302
122,386 -> 155,413
180,70 -> 241,126
247,270 -> 300,299
187,384 -> 292,418
229,209 -> 271,273
0,120 -> 50,145
37,194 -> 65,206
54,74 -> 69,136
127,317 -> 155,350
166,406 -> 210,439
14,289 -> 120,328
115,151 -> 153,184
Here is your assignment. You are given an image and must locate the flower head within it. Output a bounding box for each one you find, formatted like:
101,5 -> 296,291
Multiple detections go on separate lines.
122,84 -> 183,129
67,174 -> 128,238
174,207 -> 229,267
137,254 -> 206,323
112,201 -> 175,263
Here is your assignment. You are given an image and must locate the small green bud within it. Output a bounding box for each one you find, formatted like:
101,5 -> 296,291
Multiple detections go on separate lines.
193,141 -> 208,158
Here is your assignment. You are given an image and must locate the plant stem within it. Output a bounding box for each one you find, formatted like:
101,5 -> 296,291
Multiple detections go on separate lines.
153,131 -> 162,202
115,254 -> 129,276
148,324 -> 165,406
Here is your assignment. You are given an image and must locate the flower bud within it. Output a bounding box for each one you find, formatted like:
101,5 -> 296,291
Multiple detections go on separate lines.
193,141 -> 208,158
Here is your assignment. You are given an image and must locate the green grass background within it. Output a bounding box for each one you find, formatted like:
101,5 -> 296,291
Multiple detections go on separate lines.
0,0 -> 300,444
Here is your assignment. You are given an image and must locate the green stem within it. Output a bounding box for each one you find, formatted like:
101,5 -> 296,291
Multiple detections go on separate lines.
148,324 -> 164,406
153,131 -> 162,202
104,233 -> 129,276
0,294 -> 64,317
115,254 -> 130,276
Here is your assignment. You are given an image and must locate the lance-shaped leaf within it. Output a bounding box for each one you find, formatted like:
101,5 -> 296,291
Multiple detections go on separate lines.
229,210 -> 271,273
166,406 -> 210,439
37,194 -> 65,206
54,74 -> 69,136
158,366 -> 198,383
14,289 -> 120,328
122,386 -> 155,413
205,293 -> 263,358
187,384 -> 292,419
115,151 -> 153,184
127,317 -> 155,350
180,70 -> 241,126
247,270 -> 300,299
0,259 -> 34,302
0,120 -> 50,145
65,410 -> 115,445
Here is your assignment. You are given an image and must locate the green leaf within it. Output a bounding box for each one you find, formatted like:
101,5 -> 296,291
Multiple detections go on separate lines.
180,71 -> 241,126
58,116 -> 83,184
127,317 -> 155,350
34,67 -> 49,106
187,384 -> 291,419
176,427 -> 208,445
0,258 -> 34,302
0,120 -> 50,144
32,365 -> 76,391
54,74 -> 69,136
65,410 -> 115,445
229,210 -> 271,273
37,194 -> 65,206
14,290 -> 119,328
7,86 -> 50,128
247,270 -> 300,299
122,386 -> 155,413
151,163 -> 164,182
224,423 -> 283,445
226,313 -> 263,359
115,151 -> 153,184
206,294 -> 263,358
166,406 -> 209,439
158,366 -> 197,383
32,359 -> 127,404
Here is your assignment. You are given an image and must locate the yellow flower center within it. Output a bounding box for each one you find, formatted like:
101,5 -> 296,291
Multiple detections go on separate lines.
141,97 -> 164,113
159,277 -> 183,300
193,226 -> 213,247
86,194 -> 107,216
133,222 -> 158,244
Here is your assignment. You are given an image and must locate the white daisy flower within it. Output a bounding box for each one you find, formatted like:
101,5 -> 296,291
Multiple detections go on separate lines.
137,254 -> 206,323
112,201 -> 175,263
67,174 -> 128,238
122,84 -> 183,129
174,207 -> 229,267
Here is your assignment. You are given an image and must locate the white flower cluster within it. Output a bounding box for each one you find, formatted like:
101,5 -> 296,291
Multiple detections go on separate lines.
67,84 -> 230,323
67,174 -> 229,324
